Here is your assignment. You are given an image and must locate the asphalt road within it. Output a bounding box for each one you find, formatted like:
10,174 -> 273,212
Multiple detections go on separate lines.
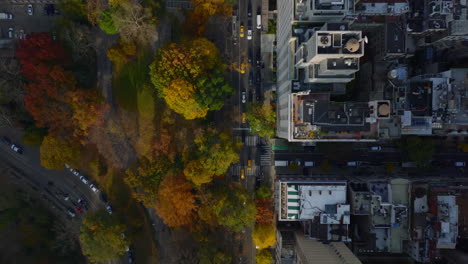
272,143 -> 468,178
0,128 -> 128,264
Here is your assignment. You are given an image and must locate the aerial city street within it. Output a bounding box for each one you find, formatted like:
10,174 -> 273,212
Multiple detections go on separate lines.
1,0 -> 468,263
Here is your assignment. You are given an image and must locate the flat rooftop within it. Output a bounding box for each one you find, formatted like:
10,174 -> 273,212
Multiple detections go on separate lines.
407,81 -> 433,116
386,22 -> 405,54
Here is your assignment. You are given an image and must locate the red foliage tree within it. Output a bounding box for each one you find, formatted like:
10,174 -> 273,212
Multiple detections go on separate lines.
255,198 -> 274,224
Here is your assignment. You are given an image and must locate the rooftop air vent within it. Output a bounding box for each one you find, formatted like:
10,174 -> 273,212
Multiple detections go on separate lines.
320,35 -> 332,47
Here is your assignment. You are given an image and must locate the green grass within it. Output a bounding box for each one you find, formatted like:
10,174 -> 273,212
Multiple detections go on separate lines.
113,51 -> 153,111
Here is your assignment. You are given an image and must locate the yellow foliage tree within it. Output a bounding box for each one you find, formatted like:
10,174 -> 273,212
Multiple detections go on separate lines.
40,135 -> 80,170
163,79 -> 209,119
252,224 -> 276,249
155,174 -> 198,228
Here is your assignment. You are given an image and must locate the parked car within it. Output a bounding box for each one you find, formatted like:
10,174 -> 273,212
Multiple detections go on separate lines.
80,176 -> 89,185
370,146 -> 382,151
27,4 -> 33,15
241,112 -> 246,124
67,209 -> 75,218
247,27 -> 252,40
347,161 -> 361,167
75,206 -> 83,214
89,183 -> 99,193
455,161 -> 466,167
241,91 -> 246,103
1,136 -> 11,145
63,193 -> 70,201
239,23 -> 244,38
106,204 -> 113,214
78,198 -> 89,210
8,27 -> 13,38
10,143 -> 23,154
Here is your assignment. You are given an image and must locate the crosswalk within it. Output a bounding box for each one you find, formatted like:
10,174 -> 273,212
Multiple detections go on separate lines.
229,164 -> 259,176
245,135 -> 258,146
260,145 -> 272,166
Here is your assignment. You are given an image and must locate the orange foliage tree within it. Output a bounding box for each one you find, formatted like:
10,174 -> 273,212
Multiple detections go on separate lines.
155,174 -> 198,228
255,198 -> 274,224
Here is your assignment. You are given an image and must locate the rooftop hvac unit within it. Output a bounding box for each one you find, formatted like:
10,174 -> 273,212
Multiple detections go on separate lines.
319,35 -> 332,47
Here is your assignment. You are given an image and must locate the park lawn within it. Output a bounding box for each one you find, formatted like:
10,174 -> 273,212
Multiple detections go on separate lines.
113,51 -> 153,111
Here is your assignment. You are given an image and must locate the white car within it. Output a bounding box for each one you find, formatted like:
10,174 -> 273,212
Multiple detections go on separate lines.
371,146 -> 382,151
80,175 -> 89,184
241,91 -> 246,104
106,205 -> 112,214
27,4 -> 33,16
247,28 -> 252,40
455,161 -> 466,167
89,184 -> 99,193
67,210 -> 75,218
8,27 -> 13,39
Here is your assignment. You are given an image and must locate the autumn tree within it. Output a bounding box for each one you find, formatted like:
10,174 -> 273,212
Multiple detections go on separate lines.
185,0 -> 233,36
111,1 -> 157,45
155,174 -> 198,228
255,198 -> 274,224
247,102 -> 276,138
163,79 -> 209,119
150,38 -> 232,119
197,242 -> 232,264
106,38 -> 137,72
256,249 -> 273,264
252,224 -> 276,249
125,156 -> 171,206
398,136 -> 434,168
184,131 -> 239,186
79,211 -> 129,263
40,135 -> 81,170
199,184 -> 256,232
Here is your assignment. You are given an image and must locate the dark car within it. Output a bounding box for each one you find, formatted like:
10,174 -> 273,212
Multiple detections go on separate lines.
248,72 -> 253,86
256,72 -> 261,84
247,1 -> 252,17
10,143 -> 23,154
248,49 -> 253,64
1,136 -> 11,145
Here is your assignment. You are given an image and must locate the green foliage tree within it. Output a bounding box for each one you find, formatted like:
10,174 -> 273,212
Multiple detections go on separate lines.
197,242 -> 232,264
125,156 -> 171,206
79,211 -> 129,263
184,131 -> 239,186
255,185 -> 272,199
246,102 -> 276,138
150,38 -> 232,119
57,0 -> 87,23
252,224 -> 276,249
199,184 -> 256,232
22,125 -> 47,146
40,135 -> 80,170
256,249 -> 273,264
398,136 -> 435,168
99,8 -> 118,34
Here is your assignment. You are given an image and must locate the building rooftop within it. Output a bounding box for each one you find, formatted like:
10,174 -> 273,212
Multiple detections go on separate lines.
278,180 -> 348,221
437,195 -> 458,248
291,93 -> 378,141
386,22 -> 405,54
294,232 -> 362,264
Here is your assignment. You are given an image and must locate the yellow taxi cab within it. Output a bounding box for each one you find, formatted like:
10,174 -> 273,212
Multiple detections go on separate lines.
239,24 -> 245,38
240,168 -> 245,180
242,112 -> 247,123
239,63 -> 246,74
